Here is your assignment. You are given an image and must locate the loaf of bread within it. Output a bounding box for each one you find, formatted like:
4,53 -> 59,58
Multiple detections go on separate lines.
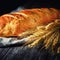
0,8 -> 60,36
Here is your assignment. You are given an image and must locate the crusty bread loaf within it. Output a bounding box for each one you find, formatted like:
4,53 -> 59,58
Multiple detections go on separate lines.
0,8 -> 60,36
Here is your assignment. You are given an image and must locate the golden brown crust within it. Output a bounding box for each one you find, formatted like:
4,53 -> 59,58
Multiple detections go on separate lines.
0,8 -> 60,36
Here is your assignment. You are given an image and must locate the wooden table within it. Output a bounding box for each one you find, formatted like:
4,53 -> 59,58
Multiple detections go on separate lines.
0,45 -> 60,60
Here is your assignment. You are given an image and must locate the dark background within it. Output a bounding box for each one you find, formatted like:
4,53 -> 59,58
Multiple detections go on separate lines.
0,0 -> 60,15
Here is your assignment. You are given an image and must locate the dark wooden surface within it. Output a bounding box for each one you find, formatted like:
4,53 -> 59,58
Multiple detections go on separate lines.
0,45 -> 60,60
0,46 -> 49,60
0,45 -> 47,60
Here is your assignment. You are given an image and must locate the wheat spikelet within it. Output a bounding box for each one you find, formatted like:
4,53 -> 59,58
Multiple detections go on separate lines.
19,19 -> 60,54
